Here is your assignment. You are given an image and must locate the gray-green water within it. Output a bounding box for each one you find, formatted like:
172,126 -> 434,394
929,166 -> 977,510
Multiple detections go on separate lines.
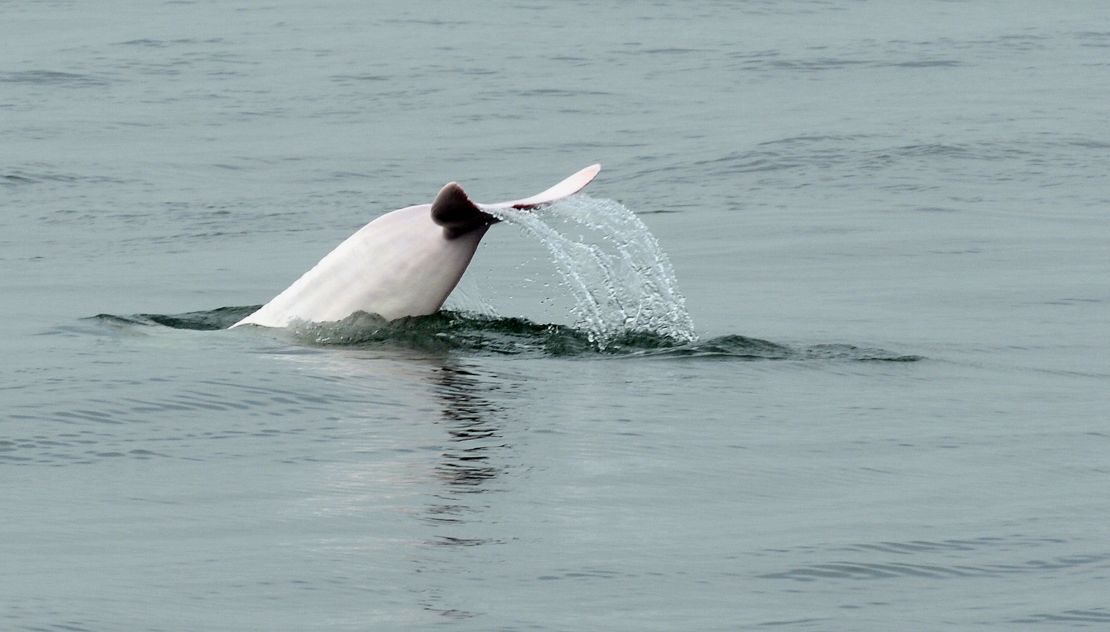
4,1 -> 1110,630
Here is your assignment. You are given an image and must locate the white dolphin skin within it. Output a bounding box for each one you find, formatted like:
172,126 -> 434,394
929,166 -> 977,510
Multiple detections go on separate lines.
230,164 -> 601,328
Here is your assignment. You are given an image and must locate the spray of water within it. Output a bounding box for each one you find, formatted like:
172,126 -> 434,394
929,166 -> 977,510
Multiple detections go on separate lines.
482,195 -> 697,349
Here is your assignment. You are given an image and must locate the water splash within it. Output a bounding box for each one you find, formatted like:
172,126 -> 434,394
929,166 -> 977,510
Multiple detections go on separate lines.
482,195 -> 697,349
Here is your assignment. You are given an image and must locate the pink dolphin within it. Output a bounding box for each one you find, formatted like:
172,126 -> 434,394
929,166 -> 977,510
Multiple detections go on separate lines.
231,164 -> 601,328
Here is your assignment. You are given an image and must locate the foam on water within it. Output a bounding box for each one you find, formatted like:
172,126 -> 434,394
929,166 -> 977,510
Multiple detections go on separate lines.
482,195 -> 698,349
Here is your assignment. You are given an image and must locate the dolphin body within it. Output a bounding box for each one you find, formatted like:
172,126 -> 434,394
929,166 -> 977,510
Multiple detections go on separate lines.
230,164 -> 601,328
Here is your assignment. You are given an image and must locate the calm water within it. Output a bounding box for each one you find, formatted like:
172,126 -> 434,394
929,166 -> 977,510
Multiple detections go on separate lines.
4,1 -> 1110,630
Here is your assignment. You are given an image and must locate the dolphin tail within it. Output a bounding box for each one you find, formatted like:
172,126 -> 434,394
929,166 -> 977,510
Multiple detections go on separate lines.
493,163 -> 601,210
431,164 -> 602,239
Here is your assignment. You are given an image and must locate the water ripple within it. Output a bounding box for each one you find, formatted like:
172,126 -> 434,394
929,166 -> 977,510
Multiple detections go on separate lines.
759,533 -> 1109,586
1,370 -> 379,467
1013,608 -> 1110,625
0,70 -> 109,87
762,552 -> 1110,582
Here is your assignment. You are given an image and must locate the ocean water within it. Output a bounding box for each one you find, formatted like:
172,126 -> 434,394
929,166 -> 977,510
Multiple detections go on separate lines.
3,1 -> 1110,630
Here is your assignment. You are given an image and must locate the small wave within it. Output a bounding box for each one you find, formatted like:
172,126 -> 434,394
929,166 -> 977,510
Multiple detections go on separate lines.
623,336 -> 920,362
1,169 -> 126,188
91,305 -> 258,331
1,174 -> 36,187
839,535 -> 1066,556
90,308 -> 919,362
0,70 -> 108,87
1013,608 -> 1110,625
761,552 -> 1109,582
289,310 -> 599,356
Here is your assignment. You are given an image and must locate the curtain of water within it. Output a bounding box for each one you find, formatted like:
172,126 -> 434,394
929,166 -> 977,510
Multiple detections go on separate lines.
483,196 -> 697,348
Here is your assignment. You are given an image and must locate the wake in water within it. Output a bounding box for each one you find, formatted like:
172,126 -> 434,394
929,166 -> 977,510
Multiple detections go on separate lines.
91,308 -> 918,361
482,195 -> 697,349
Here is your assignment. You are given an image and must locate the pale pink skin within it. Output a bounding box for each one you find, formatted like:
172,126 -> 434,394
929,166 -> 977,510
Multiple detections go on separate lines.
231,164 -> 601,328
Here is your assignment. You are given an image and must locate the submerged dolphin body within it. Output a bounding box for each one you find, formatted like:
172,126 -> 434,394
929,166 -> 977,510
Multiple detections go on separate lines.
231,164 -> 601,328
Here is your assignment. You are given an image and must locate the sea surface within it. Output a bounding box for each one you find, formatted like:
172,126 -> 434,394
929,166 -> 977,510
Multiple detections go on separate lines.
3,1 -> 1110,630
